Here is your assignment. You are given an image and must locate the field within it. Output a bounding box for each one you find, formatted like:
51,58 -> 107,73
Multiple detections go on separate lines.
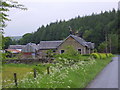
2,64 -> 34,88
2,56 -> 112,88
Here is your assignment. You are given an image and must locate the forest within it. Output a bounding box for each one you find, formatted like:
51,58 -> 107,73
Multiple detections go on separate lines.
3,9 -> 119,54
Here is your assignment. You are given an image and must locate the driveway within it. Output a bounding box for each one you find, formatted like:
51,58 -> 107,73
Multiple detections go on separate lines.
86,56 -> 119,88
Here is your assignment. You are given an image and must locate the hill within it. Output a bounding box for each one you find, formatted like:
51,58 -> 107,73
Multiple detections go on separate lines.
10,36 -> 22,41
18,9 -> 119,54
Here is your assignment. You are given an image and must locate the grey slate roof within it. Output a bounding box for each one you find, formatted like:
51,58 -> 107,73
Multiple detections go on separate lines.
58,35 -> 94,49
69,35 -> 88,47
38,35 -> 94,50
70,35 -> 94,49
22,43 -> 38,52
85,42 -> 95,49
38,41 -> 63,50
8,45 -> 25,49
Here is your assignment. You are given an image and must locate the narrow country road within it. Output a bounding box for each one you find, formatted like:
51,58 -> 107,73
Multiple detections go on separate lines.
86,56 -> 119,88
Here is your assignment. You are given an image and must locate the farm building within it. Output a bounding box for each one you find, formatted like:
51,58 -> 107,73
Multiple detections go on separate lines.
37,41 -> 63,57
21,43 -> 38,58
37,34 -> 94,57
8,45 -> 25,52
6,45 -> 25,57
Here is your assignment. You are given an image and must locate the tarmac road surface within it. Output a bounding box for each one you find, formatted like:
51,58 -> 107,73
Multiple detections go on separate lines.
86,56 -> 119,88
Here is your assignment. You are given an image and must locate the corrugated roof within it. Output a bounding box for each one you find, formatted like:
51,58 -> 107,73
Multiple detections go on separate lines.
5,49 -> 21,53
8,45 -> 25,49
85,42 -> 95,49
39,41 -> 63,50
22,43 -> 38,52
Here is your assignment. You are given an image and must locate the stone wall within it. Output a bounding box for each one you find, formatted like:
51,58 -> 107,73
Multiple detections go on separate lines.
3,58 -> 52,64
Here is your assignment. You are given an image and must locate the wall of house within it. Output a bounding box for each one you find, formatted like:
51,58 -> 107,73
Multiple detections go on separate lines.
37,49 -> 48,58
56,36 -> 87,54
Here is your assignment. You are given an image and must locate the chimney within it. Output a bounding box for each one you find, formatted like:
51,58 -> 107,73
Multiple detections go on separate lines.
69,26 -> 73,35
75,30 -> 79,37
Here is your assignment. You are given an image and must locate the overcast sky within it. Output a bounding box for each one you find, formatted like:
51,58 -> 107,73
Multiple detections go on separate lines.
4,0 -> 119,36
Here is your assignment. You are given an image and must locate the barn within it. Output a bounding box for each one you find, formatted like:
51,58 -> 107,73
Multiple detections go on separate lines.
21,43 -> 38,58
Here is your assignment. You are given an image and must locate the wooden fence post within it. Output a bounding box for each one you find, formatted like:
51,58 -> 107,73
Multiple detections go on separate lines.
14,73 -> 18,87
34,69 -> 36,78
47,67 -> 50,74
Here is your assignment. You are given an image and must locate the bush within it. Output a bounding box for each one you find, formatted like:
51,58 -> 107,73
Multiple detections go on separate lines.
91,53 -> 100,59
91,53 -> 113,59
98,53 -> 106,59
106,53 -> 113,57
54,46 -> 82,66
105,53 -> 109,57
109,53 -> 113,57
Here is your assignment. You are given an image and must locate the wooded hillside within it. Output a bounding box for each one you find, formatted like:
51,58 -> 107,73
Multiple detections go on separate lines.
17,9 -> 119,53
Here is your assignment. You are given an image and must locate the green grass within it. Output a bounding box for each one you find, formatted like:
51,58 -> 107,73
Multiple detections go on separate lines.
2,56 -> 113,88
2,64 -> 34,88
16,57 -> 112,88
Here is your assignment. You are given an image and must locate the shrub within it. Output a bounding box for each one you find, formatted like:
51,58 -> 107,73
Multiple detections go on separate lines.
98,53 -> 106,59
54,46 -> 82,66
91,53 -> 100,59
109,53 -> 113,57
106,53 -> 113,57
106,53 -> 109,57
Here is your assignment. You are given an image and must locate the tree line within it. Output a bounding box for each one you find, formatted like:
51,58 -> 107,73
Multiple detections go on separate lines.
3,9 -> 119,54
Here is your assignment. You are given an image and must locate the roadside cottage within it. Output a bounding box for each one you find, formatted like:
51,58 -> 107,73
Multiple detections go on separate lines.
37,34 -> 94,57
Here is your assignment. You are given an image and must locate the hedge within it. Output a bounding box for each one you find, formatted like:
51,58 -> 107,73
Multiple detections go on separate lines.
91,53 -> 100,59
91,53 -> 113,59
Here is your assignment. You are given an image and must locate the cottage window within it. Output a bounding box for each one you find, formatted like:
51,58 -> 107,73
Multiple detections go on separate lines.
78,49 -> 82,54
61,50 -> 65,54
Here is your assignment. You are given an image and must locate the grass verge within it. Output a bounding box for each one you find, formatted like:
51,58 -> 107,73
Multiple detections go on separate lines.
13,57 -> 112,88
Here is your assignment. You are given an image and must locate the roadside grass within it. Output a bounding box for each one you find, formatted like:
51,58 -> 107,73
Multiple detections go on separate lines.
16,57 -> 112,88
2,53 -> 113,88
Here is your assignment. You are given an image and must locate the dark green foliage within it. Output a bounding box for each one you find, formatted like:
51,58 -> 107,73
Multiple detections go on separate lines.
2,36 -> 12,49
98,42 -> 107,53
19,33 -> 34,44
18,9 -> 118,53
2,35 -> 18,49
54,46 -> 82,66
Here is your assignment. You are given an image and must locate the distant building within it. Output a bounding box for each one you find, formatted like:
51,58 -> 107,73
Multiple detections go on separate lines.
9,35 -> 95,58
8,45 -> 25,52
5,49 -> 21,54
37,41 -> 63,57
21,43 -> 38,58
